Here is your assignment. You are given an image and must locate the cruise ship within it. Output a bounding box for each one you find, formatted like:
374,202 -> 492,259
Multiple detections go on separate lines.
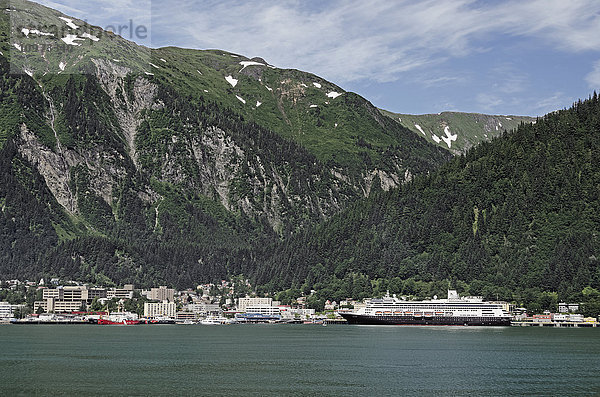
339,290 -> 512,326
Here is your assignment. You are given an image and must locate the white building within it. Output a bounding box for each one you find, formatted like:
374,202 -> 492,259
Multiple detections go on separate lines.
185,303 -> 221,315
144,301 -> 176,318
237,297 -> 272,312
244,304 -> 280,316
0,302 -> 24,319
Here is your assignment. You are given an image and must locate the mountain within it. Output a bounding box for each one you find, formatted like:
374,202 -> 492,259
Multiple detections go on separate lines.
380,109 -> 536,155
256,94 -> 600,307
0,0 -> 450,286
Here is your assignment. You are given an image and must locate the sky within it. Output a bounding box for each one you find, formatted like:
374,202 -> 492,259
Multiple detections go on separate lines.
37,0 -> 600,116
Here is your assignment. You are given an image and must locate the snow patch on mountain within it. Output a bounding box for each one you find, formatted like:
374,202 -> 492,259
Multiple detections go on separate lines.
256,101 -> 262,107
327,91 -> 342,99
13,43 -> 22,51
414,124 -> 426,135
313,82 -> 322,88
441,126 -> 458,149
61,34 -> 83,46
236,95 -> 246,104
239,61 -> 265,72
80,32 -> 99,41
225,75 -> 238,87
59,62 -> 65,71
58,17 -> 78,29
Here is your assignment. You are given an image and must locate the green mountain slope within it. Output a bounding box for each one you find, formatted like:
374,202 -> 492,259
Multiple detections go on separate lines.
380,109 -> 535,155
0,0 -> 450,286
257,95 -> 600,305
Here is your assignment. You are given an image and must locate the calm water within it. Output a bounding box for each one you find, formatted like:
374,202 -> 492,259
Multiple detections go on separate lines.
1,325 -> 599,396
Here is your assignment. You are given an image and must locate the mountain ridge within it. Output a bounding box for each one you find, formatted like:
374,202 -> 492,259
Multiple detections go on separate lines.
0,0 -> 449,286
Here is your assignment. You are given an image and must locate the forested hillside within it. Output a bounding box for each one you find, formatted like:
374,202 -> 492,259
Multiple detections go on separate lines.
256,95 -> 600,308
0,0 -> 449,286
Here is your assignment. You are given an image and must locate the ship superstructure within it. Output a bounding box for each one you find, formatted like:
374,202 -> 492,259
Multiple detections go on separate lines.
340,290 -> 511,326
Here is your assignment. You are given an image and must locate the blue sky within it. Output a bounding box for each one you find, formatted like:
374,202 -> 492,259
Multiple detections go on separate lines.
38,0 -> 600,116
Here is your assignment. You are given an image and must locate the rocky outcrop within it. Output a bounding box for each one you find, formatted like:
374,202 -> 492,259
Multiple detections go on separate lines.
17,124 -> 127,214
92,59 -> 159,167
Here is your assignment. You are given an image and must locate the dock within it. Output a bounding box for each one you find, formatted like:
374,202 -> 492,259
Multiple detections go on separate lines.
511,321 -> 597,327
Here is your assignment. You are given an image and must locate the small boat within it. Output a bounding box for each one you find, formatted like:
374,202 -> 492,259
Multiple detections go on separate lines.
200,316 -> 228,325
97,318 -> 141,325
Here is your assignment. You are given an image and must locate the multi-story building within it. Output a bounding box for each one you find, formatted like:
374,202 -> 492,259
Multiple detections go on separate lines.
185,303 -> 221,315
244,304 -> 281,316
36,285 -> 106,313
144,301 -> 176,318
147,286 -> 175,302
0,302 -> 25,319
42,286 -> 107,303
237,297 -> 272,312
107,285 -> 134,300
175,312 -> 197,321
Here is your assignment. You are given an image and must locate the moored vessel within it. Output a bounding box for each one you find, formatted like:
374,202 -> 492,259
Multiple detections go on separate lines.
339,290 -> 511,326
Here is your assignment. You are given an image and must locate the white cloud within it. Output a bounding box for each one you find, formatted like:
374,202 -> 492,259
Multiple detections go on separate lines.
586,60 -> 600,88
476,93 -> 503,111
533,92 -> 567,115
36,0 -> 152,41
148,0 -> 600,85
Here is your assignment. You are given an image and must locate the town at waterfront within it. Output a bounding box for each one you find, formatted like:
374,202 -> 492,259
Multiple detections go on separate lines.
1,278 -> 599,327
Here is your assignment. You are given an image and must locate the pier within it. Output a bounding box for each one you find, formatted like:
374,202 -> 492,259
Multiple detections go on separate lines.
511,321 -> 597,327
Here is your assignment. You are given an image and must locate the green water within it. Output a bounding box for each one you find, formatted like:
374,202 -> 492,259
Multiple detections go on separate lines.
1,325 -> 599,396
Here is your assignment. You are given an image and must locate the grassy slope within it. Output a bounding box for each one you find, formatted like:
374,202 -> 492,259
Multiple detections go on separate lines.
380,109 -> 536,155
148,47 -> 449,173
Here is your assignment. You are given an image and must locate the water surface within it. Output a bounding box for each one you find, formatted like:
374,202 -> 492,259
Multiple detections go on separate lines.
1,325 -> 599,396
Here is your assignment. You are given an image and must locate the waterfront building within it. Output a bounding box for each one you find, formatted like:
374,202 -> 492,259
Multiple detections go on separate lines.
34,298 -> 84,313
0,301 -> 24,319
185,303 -> 221,315
552,313 -> 570,322
36,285 -> 107,313
244,304 -> 281,316
175,312 -> 197,321
237,297 -> 272,312
144,301 -> 176,318
42,286 -> 107,303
